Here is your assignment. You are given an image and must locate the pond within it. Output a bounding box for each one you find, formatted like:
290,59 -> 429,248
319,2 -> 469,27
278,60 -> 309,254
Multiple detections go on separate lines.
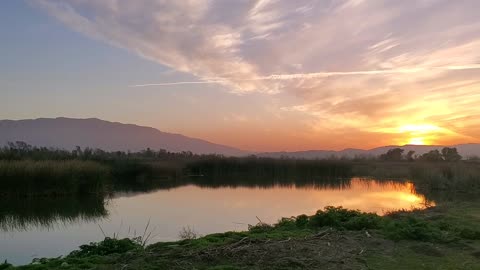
0,177 -> 432,265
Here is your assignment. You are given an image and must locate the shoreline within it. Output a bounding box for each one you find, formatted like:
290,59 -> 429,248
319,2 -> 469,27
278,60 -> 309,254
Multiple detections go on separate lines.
4,202 -> 480,270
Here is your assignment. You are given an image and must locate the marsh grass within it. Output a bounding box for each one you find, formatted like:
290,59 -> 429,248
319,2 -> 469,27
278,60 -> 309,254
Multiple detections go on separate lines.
0,160 -> 110,196
410,162 -> 480,191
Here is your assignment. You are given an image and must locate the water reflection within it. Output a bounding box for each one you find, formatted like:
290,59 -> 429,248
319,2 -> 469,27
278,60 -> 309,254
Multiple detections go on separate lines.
186,176 -> 353,190
1,177 -> 432,265
0,178 -> 433,232
0,196 -> 108,231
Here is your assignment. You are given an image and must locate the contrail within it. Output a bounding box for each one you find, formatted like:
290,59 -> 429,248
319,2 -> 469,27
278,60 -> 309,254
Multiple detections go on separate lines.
129,64 -> 480,87
129,80 -> 227,87
259,64 -> 480,80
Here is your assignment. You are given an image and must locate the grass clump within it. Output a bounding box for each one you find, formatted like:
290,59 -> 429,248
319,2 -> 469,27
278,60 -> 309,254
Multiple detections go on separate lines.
308,206 -> 382,230
250,206 -> 480,243
0,262 -> 12,270
262,206 -> 382,232
69,237 -> 143,257
5,238 -> 143,270
178,226 -> 200,240
383,205 -> 480,242
382,216 -> 443,242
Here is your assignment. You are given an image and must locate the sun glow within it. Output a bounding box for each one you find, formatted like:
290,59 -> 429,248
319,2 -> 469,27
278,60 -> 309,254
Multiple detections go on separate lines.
397,124 -> 442,145
407,137 -> 425,145
398,124 -> 440,134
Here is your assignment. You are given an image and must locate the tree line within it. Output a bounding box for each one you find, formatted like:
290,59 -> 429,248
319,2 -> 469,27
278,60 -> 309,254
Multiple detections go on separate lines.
0,141 -> 473,163
0,141 -> 221,162
379,147 -> 462,162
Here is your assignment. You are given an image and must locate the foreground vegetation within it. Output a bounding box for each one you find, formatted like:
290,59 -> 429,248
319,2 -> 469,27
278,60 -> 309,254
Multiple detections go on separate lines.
2,203 -> 479,270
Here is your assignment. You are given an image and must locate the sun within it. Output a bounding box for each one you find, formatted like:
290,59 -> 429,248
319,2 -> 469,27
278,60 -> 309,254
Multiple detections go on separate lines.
398,124 -> 441,145
407,137 -> 425,145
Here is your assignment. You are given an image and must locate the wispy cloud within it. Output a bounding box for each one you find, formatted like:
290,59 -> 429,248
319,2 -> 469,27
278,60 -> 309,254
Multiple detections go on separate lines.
131,64 -> 480,87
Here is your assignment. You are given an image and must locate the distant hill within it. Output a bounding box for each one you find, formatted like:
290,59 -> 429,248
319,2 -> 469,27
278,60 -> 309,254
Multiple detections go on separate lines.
0,118 -> 248,156
260,144 -> 480,159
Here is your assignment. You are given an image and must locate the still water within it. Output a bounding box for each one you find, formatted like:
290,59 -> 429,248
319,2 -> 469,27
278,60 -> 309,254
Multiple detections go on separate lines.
0,178 -> 431,265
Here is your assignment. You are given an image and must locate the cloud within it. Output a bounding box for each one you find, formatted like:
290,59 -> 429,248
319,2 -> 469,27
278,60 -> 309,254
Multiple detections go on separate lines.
34,0 -> 480,146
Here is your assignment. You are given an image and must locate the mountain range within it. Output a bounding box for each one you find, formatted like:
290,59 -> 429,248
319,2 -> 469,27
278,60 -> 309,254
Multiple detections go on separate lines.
0,118 -> 247,156
1,117 -> 479,158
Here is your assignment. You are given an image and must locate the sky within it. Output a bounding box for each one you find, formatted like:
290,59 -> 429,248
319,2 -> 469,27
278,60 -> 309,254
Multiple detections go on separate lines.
1,0 -> 480,152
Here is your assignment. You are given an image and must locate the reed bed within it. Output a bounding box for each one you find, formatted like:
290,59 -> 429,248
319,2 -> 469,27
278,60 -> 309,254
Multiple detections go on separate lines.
410,162 -> 480,191
0,160 -> 110,196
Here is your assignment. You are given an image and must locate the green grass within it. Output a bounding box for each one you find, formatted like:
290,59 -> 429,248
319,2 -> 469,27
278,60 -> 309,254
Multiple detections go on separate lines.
6,204 -> 480,269
366,242 -> 480,270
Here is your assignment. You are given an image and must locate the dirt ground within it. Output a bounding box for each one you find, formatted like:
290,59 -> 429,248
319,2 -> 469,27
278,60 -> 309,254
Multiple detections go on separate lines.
120,230 -> 395,269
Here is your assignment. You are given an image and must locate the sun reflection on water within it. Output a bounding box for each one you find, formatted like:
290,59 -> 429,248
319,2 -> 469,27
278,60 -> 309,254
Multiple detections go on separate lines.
323,178 -> 434,215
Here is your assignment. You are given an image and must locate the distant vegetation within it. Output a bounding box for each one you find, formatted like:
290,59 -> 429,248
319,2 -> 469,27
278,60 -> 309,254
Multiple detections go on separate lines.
0,142 -> 352,196
379,146 -> 463,162
1,141 -> 479,197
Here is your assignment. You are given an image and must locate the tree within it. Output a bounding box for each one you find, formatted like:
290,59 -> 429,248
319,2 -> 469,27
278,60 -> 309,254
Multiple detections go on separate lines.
380,148 -> 404,161
406,150 -> 416,161
441,147 -> 462,162
419,149 -> 443,162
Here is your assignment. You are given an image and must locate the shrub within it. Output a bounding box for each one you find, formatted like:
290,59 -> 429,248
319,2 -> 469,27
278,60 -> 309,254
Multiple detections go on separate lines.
69,237 -> 142,257
0,261 -> 12,270
308,206 -> 381,230
382,216 -> 443,242
248,222 -> 274,233
295,214 -> 309,228
179,226 -> 200,240
276,217 -> 297,229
